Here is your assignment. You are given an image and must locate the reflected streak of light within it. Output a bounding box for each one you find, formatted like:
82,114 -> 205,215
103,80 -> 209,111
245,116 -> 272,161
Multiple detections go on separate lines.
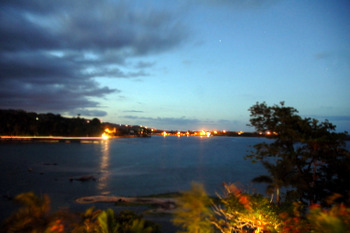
97,140 -> 111,195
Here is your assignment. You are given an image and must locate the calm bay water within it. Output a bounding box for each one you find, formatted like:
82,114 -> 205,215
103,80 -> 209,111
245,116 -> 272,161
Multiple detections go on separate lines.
0,136 -> 269,221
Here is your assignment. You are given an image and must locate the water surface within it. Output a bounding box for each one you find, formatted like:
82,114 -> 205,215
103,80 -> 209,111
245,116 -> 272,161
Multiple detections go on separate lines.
0,136 -> 268,220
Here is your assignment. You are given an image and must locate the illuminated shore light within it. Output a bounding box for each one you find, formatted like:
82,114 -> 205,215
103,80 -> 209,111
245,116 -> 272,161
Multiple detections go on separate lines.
101,133 -> 109,139
162,131 -> 167,137
0,136 -> 109,141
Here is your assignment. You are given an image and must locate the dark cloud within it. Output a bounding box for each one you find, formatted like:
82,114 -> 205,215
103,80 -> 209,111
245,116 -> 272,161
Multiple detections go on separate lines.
69,109 -> 108,117
120,115 -> 252,131
308,115 -> 350,122
134,61 -> 155,69
123,110 -> 144,113
0,0 -> 187,115
122,115 -> 202,130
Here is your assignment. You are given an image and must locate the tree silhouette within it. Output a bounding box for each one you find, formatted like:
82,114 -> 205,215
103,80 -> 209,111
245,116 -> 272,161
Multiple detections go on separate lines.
247,102 -> 350,205
252,159 -> 295,204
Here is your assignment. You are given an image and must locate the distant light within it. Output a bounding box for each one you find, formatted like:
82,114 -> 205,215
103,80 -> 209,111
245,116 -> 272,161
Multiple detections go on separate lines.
101,133 -> 109,139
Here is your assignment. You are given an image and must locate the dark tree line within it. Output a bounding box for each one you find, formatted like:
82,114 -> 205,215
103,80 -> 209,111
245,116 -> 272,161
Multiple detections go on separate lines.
0,109 -> 103,137
247,102 -> 350,206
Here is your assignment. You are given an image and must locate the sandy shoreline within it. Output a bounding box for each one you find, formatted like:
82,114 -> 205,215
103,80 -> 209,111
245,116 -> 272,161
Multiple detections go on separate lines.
75,195 -> 178,213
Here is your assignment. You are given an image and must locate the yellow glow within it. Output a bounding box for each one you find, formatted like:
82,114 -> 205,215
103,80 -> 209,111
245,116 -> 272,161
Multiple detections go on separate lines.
98,140 -> 110,195
238,131 -> 244,135
214,130 -> 218,134
101,133 -> 109,139
266,131 -> 271,135
0,136 -> 108,141
206,131 -> 211,137
162,131 -> 167,136
223,130 -> 226,133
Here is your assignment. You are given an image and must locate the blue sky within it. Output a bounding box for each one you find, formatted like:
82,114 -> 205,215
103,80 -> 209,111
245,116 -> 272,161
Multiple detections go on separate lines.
1,0 -> 349,131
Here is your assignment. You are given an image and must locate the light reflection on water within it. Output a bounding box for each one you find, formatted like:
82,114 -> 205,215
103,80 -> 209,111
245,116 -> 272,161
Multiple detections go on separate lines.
0,136 -> 291,220
97,140 -> 111,195
0,136 -> 349,222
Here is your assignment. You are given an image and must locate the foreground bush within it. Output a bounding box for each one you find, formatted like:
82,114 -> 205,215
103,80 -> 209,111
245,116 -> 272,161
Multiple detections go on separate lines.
174,183 -> 350,233
1,192 -> 160,233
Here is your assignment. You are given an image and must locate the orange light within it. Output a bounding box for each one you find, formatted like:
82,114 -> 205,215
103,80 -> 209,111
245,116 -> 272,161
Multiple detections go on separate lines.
101,133 -> 109,139
162,131 -> 167,136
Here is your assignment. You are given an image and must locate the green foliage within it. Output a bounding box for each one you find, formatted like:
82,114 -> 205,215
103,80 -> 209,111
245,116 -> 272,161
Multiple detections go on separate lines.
0,193 -> 160,233
98,209 -> 119,233
247,102 -> 350,205
307,204 -> 350,233
109,210 -> 159,233
173,183 -> 214,233
307,194 -> 350,233
71,207 -> 101,233
174,183 -> 350,233
1,192 -> 54,232
212,183 -> 282,233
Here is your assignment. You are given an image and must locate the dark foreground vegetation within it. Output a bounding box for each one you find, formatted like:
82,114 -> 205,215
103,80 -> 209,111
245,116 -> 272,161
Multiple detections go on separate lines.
1,102 -> 350,232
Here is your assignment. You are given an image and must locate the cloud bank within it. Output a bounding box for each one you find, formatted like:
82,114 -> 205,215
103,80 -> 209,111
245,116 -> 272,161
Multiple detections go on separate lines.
0,0 -> 187,116
121,115 -> 248,131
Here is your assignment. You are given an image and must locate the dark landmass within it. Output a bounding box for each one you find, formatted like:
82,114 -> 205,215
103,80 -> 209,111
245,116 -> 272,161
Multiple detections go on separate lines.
1,109 -> 348,140
0,109 -> 150,138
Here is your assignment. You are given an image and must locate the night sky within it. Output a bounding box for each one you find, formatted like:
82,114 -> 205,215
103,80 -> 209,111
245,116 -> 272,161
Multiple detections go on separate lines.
1,0 -> 349,131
